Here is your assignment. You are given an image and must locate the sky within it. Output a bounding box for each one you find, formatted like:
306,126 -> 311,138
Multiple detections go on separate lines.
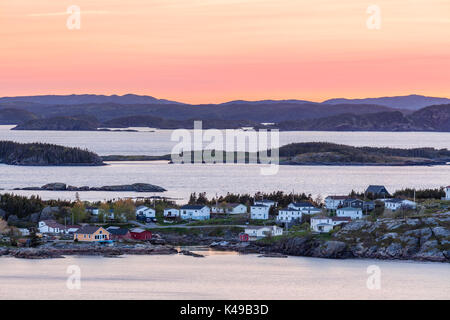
0,0 -> 449,104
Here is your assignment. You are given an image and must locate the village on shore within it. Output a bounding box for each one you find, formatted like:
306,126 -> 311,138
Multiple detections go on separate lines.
1,184 -> 449,249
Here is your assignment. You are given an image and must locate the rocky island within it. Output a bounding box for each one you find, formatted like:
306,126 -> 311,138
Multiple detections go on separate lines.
0,141 -> 104,166
14,182 -> 167,192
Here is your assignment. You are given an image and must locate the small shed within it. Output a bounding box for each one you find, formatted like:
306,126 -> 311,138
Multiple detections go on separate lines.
130,228 -> 152,240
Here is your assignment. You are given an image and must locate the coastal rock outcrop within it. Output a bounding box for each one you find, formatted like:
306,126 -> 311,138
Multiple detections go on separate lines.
16,182 -> 167,192
228,214 -> 450,263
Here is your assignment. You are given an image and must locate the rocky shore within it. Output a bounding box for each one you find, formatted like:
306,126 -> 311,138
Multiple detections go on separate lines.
0,242 -> 178,259
211,214 -> 450,263
14,182 -> 166,192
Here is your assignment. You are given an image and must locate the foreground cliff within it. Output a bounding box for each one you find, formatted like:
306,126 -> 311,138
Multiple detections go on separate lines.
230,214 -> 450,262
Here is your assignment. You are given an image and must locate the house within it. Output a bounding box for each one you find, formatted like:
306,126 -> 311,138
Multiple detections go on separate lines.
277,208 -> 303,223
310,216 -> 351,233
18,228 -> 30,236
86,207 -> 99,215
342,198 -> 375,211
106,226 -> 131,240
250,204 -> 270,220
310,216 -> 333,233
365,185 -> 390,197
136,206 -> 156,219
65,225 -> 81,234
244,225 -> 283,239
130,228 -> 152,240
443,186 -> 450,200
163,208 -> 180,217
288,201 -> 315,210
385,199 -> 417,211
38,220 -> 65,234
336,207 -> 363,219
74,226 -> 110,242
180,205 -> 211,220
254,199 -> 277,208
212,203 -> 247,215
325,196 -> 347,210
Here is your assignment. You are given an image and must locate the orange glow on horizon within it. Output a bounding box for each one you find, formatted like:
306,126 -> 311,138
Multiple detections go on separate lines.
0,0 -> 449,104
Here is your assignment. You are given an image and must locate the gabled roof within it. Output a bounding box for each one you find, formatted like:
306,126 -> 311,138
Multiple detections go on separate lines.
326,196 -> 348,200
107,227 -> 130,235
76,226 -> 105,235
338,207 -> 361,211
290,202 -> 315,208
311,215 -> 330,220
130,227 -> 149,233
366,185 -> 389,194
251,204 -> 270,208
331,217 -> 351,222
41,220 -> 65,229
180,205 -> 208,210
136,205 -> 152,211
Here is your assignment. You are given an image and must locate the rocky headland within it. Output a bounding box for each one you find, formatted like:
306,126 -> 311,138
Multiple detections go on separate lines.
212,214 -> 450,263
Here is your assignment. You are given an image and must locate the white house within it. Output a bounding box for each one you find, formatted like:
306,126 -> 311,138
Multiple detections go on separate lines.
86,207 -> 99,215
38,220 -> 65,234
310,216 -> 334,233
444,186 -> 450,200
310,216 -> 351,233
250,204 -> 270,220
325,196 -> 347,210
277,208 -> 303,223
163,208 -> 180,217
254,199 -> 277,208
336,207 -> 363,219
180,205 -> 210,220
212,203 -> 247,214
135,205 -> 156,218
287,202 -> 316,211
18,228 -> 30,236
244,225 -> 283,239
385,199 -> 417,211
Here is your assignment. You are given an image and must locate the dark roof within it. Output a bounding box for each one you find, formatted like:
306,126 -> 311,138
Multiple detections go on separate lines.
107,228 -> 129,235
256,199 -> 275,203
366,185 -> 389,194
291,202 -> 314,207
331,217 -> 351,222
180,205 -> 207,210
326,195 -> 347,200
251,204 -> 269,207
76,226 -> 104,235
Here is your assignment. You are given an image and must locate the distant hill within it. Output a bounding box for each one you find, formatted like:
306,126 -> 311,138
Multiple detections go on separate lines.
2,101 -> 395,123
13,116 -> 99,131
0,108 -> 39,124
274,104 -> 450,131
323,94 -> 450,111
0,94 -> 183,106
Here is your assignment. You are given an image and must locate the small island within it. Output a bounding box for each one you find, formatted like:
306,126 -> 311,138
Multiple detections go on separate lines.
0,141 -> 104,166
109,142 -> 450,166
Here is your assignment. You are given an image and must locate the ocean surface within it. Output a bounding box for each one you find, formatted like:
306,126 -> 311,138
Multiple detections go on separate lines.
0,126 -> 449,202
0,251 -> 448,299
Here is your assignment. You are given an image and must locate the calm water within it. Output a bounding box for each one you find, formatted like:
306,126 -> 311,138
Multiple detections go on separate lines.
0,251 -> 448,299
1,161 -> 450,202
2,125 -> 450,155
0,126 -> 449,201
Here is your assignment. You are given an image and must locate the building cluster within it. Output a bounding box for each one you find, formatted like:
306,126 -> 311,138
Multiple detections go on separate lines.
28,184 -> 437,243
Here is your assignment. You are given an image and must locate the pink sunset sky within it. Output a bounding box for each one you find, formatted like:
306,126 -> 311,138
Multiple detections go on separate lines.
0,0 -> 449,104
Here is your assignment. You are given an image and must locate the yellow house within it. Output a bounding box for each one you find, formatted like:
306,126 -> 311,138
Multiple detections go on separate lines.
74,226 -> 110,242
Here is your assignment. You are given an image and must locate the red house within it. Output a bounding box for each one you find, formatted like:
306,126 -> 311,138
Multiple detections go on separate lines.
239,232 -> 249,242
130,228 -> 152,240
